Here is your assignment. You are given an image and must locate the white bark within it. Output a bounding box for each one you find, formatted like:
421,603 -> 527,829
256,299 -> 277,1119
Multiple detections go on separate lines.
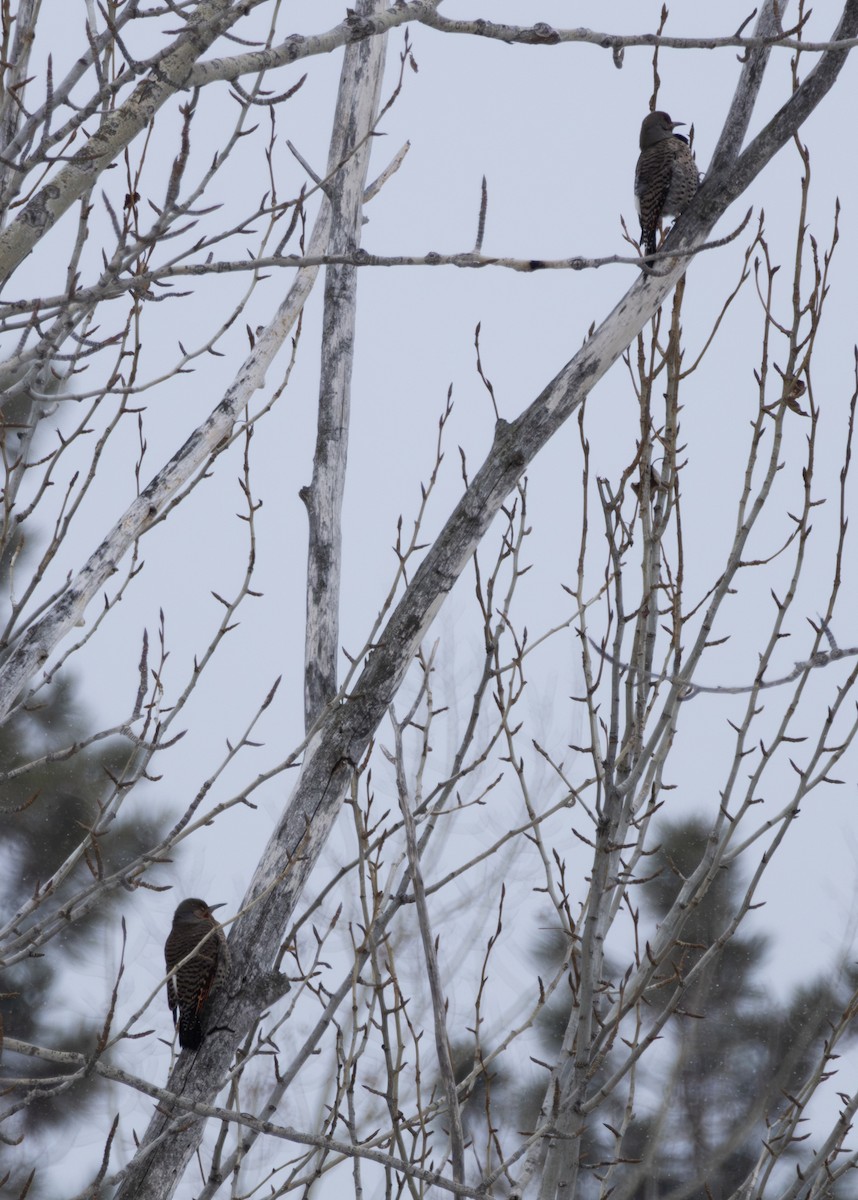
3,3 -> 858,1197
110,2 -> 858,1190
110,8 -> 388,1195
303,0 -> 387,729
0,0 -> 241,287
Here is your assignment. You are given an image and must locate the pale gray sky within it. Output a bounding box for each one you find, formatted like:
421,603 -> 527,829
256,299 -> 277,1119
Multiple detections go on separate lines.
12,1 -> 858,1193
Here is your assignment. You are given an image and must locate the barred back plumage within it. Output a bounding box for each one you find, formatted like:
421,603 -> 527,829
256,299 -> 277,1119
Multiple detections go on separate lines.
634,110 -> 699,261
165,897 -> 230,1051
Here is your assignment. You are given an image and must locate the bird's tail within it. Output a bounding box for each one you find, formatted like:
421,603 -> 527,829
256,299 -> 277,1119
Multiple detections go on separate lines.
178,1011 -> 204,1050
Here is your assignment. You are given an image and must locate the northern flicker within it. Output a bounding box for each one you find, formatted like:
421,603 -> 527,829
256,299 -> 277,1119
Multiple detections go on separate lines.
634,111 -> 699,261
165,898 -> 230,1051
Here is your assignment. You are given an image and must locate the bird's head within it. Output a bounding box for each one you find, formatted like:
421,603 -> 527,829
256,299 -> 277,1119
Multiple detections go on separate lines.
640,111 -> 685,149
172,898 -> 226,924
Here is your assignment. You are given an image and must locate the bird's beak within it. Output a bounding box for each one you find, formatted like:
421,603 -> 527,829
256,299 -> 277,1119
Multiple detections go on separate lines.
670,121 -> 686,129
208,902 -> 227,913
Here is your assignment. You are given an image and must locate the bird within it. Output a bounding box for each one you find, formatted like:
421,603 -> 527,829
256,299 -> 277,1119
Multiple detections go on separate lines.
164,897 -> 230,1051
634,111 -> 699,261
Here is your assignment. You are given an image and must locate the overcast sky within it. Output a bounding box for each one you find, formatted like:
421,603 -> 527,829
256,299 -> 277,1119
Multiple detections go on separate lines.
13,1 -> 858,1193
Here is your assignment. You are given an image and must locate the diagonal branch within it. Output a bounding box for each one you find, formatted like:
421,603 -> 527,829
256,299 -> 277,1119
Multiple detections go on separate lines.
3,4 -> 858,1198
0,0 -> 244,288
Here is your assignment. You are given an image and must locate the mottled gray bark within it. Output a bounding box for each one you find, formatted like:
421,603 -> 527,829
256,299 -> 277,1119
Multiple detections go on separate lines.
110,10 -> 388,1199
302,0 -> 387,729
1,3 -> 856,1196
519,8 -> 858,1194
0,0 -> 240,288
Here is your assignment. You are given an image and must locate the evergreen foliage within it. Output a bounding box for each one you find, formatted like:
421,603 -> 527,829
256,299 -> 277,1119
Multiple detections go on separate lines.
452,818 -> 858,1197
